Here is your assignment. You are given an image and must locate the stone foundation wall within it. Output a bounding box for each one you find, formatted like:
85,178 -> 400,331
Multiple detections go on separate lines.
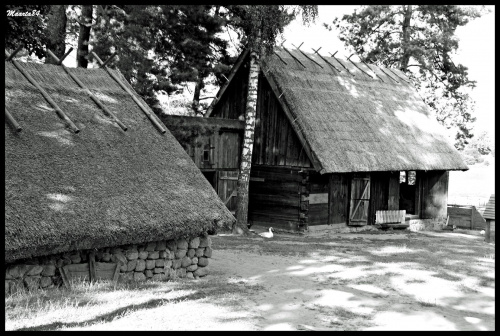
5,235 -> 212,294
407,217 -> 447,232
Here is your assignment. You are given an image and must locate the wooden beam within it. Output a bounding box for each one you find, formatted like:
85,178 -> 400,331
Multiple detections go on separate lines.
329,54 -> 354,76
261,68 -> 323,172
295,49 -> 323,69
5,45 -> 24,61
47,49 -> 128,131
347,56 -> 382,81
386,67 -> 411,84
205,48 -> 250,117
377,65 -> 400,83
312,49 -> 341,73
5,108 -> 22,132
8,59 -> 80,133
58,47 -> 74,65
283,47 -> 307,68
92,51 -> 166,134
273,51 -> 288,65
101,51 -> 117,68
360,61 -> 385,82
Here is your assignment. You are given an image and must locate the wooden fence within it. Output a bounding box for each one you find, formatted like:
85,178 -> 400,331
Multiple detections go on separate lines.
447,204 -> 486,230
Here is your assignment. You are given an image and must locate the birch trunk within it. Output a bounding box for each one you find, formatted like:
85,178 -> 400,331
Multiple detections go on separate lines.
233,48 -> 260,234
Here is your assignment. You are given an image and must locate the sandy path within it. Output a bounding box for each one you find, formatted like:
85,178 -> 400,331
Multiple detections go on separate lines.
210,233 -> 495,331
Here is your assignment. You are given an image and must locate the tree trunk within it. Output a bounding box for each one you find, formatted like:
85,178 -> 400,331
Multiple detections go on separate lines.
400,5 -> 412,70
45,5 -> 67,64
233,47 -> 260,235
192,76 -> 205,116
77,5 -> 93,68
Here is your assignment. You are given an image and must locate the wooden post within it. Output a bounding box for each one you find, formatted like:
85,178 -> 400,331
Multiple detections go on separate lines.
58,47 -> 74,65
282,47 -> 307,68
91,51 -> 166,134
6,45 -> 24,61
47,49 -> 128,131
7,54 -> 81,133
89,251 -> 96,282
5,108 -> 22,132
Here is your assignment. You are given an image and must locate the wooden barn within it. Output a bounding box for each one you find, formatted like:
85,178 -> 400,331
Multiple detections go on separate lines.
198,47 -> 468,232
5,57 -> 234,289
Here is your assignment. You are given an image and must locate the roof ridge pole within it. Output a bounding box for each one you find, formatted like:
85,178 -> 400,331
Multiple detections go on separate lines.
47,49 -> 128,132
282,47 -> 307,69
329,51 -> 354,76
5,49 -> 81,133
91,51 -> 166,134
359,58 -> 385,83
5,108 -> 22,132
292,44 -> 323,69
347,53 -> 384,82
312,47 -> 341,73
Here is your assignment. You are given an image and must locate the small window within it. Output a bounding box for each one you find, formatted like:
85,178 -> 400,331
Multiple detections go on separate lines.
203,149 -> 210,162
400,171 -> 406,183
408,171 -> 416,185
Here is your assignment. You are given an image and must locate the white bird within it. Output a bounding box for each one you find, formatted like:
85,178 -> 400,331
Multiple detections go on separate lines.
480,230 -> 485,235
259,227 -> 274,238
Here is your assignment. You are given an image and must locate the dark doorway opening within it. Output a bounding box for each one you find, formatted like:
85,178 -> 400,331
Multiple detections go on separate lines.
202,171 -> 217,190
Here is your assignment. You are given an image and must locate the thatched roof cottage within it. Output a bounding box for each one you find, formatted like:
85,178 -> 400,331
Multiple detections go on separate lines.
5,59 -> 234,289
185,47 -> 468,231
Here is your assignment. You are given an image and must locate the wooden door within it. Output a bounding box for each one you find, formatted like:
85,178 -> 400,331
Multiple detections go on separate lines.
218,171 -> 238,214
349,175 -> 370,226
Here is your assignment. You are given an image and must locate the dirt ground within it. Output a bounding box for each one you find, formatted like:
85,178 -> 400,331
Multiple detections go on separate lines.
5,228 -> 495,331
208,229 -> 495,331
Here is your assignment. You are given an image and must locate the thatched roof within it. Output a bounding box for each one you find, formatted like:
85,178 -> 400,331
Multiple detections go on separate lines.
483,194 -> 495,220
5,60 -> 235,263
256,48 -> 468,173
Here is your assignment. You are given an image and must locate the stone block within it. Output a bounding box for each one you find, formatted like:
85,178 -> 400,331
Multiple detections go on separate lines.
127,260 -> 138,272
204,247 -> 213,258
24,276 -> 41,290
199,236 -> 211,248
186,272 -> 194,279
145,242 -> 157,252
154,267 -> 163,274
148,251 -> 160,260
191,257 -> 198,265
138,251 -> 149,260
134,272 -> 146,282
195,248 -> 205,257
135,259 -> 146,272
145,270 -> 154,278
69,253 -> 81,264
175,249 -> 187,259
102,253 -> 112,262
146,260 -> 156,270
188,237 -> 200,249
198,257 -> 209,267
6,265 -> 20,279
166,240 -> 177,251
181,256 -> 192,268
110,247 -> 123,255
155,259 -> 165,268
126,251 -> 139,260
156,241 -> 167,251
172,259 -> 182,269
41,265 -> 56,277
152,273 -> 168,281
187,249 -> 196,258
193,267 -> 208,277
176,268 -> 186,278
138,245 -> 146,252
187,264 -> 198,272
177,238 -> 189,250
164,260 -> 173,269
119,272 -> 134,282
120,263 -> 128,272
40,276 -> 53,288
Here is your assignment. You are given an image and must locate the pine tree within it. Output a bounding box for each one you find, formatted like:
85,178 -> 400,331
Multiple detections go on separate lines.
330,5 -> 488,149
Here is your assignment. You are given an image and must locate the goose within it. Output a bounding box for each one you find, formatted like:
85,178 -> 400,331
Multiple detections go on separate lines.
259,227 -> 274,238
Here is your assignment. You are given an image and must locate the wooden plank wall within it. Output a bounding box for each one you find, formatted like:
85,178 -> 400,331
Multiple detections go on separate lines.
248,166 -> 304,231
210,62 -> 250,120
308,172 -> 330,225
387,172 -> 400,210
420,170 -> 449,219
253,74 -> 312,168
329,173 -> 350,225
368,171 -> 390,226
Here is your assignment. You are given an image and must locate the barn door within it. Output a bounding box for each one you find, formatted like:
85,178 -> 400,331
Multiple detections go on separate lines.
349,175 -> 370,226
218,171 -> 238,214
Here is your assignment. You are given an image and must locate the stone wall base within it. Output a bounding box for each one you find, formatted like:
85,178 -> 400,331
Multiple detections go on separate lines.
407,218 -> 447,232
5,235 -> 212,294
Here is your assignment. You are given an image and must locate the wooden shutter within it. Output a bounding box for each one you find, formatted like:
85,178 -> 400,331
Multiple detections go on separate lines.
349,176 -> 370,226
